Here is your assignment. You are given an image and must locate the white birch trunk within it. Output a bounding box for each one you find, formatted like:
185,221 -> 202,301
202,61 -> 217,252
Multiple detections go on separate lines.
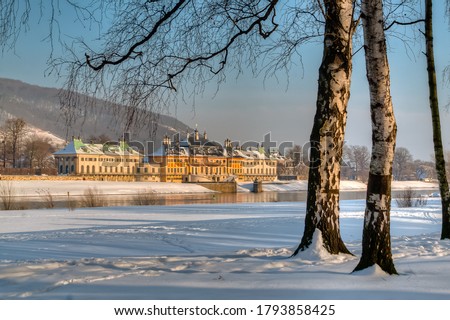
354,0 -> 397,274
294,0 -> 354,255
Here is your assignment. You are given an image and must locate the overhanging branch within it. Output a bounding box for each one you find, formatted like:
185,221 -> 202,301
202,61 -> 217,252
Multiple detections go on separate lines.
384,19 -> 425,31
162,0 -> 279,90
85,0 -> 188,71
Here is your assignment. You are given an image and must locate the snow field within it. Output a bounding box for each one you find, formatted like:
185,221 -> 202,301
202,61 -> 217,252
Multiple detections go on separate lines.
1,198 -> 450,299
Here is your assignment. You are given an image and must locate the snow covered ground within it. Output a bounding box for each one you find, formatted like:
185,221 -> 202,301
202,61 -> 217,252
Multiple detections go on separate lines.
1,196 -> 449,300
239,180 -> 438,192
3,179 -> 439,197
1,180 -> 215,197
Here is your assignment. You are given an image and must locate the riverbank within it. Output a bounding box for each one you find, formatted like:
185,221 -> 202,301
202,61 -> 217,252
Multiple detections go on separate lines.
0,179 -> 439,210
0,180 -> 215,197
239,180 -> 438,192
1,179 -> 439,197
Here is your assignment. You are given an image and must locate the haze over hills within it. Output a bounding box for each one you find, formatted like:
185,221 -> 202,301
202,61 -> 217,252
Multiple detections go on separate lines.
0,78 -> 193,148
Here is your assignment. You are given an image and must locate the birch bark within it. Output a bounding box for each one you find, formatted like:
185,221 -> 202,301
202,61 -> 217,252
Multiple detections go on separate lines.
354,0 -> 397,274
293,0 -> 354,255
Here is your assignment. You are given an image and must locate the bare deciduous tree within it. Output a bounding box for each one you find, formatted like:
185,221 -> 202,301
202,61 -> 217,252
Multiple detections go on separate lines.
57,1 -> 285,132
2,117 -> 27,168
24,136 -> 55,169
292,0 -> 356,256
354,0 -> 398,275
282,145 -> 308,177
423,0 -> 450,240
413,159 -> 436,181
344,145 -> 370,182
393,147 -> 413,180
87,134 -> 112,144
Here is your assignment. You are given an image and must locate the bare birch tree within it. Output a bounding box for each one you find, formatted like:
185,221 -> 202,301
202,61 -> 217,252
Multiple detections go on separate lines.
423,0 -> 450,239
293,0 -> 357,255
353,0 -> 398,274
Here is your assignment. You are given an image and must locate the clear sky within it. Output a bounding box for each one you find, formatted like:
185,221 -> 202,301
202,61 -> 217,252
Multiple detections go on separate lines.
0,1 -> 449,161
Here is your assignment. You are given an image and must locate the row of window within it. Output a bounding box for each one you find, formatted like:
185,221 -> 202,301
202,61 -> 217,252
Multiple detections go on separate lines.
59,156 -> 275,167
80,165 -> 137,174
58,156 -> 276,176
80,157 -> 139,163
163,167 -> 276,176
59,164 -> 276,177
243,162 -> 277,167
141,167 -> 159,174
247,168 -> 277,175
58,156 -> 139,163
165,158 -> 276,166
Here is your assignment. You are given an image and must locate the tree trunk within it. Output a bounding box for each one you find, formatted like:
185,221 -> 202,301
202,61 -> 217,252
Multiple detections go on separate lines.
12,143 -> 17,169
425,0 -> 450,240
353,0 -> 397,274
293,0 -> 354,256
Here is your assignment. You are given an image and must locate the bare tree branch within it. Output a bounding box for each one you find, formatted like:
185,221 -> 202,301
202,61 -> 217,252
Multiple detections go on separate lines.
384,18 -> 425,31
52,0 -> 294,133
85,0 -> 189,71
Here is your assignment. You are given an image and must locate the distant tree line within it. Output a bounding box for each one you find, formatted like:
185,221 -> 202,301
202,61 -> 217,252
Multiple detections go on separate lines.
0,117 -> 57,174
341,145 -> 438,182
281,144 -> 439,183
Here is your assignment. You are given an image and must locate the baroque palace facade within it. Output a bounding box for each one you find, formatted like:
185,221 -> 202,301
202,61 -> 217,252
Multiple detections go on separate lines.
53,129 -> 280,182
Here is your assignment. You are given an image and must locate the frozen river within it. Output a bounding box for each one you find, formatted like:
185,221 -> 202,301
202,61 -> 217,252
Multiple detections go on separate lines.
0,179 -> 439,209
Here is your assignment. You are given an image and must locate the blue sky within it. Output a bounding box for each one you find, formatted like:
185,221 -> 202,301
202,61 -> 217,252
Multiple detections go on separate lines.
0,1 -> 449,160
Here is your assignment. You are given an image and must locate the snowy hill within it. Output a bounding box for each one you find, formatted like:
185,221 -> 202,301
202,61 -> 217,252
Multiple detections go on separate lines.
0,78 -> 193,143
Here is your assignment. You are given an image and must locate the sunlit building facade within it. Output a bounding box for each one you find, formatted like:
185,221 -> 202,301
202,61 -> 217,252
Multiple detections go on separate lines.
54,130 -> 279,182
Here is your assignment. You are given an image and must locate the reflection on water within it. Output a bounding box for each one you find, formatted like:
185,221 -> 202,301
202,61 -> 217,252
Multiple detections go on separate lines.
153,188 -> 438,206
13,188 -> 438,209
160,191 -> 306,205
92,191 -> 370,207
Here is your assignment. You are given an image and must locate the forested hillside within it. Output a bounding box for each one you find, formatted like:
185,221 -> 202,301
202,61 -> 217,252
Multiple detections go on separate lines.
0,78 -> 192,144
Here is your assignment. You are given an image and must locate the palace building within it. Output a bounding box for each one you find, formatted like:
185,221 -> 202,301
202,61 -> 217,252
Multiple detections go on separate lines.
53,138 -> 146,181
53,129 -> 280,182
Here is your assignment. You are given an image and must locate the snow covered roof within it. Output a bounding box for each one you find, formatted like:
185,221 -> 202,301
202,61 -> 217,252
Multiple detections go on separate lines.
232,149 -> 251,159
53,139 -> 91,155
246,149 -> 268,160
233,148 -> 269,160
53,139 -> 142,157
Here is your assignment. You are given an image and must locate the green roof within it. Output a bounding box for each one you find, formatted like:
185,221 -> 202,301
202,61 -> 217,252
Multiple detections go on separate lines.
73,139 -> 86,151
